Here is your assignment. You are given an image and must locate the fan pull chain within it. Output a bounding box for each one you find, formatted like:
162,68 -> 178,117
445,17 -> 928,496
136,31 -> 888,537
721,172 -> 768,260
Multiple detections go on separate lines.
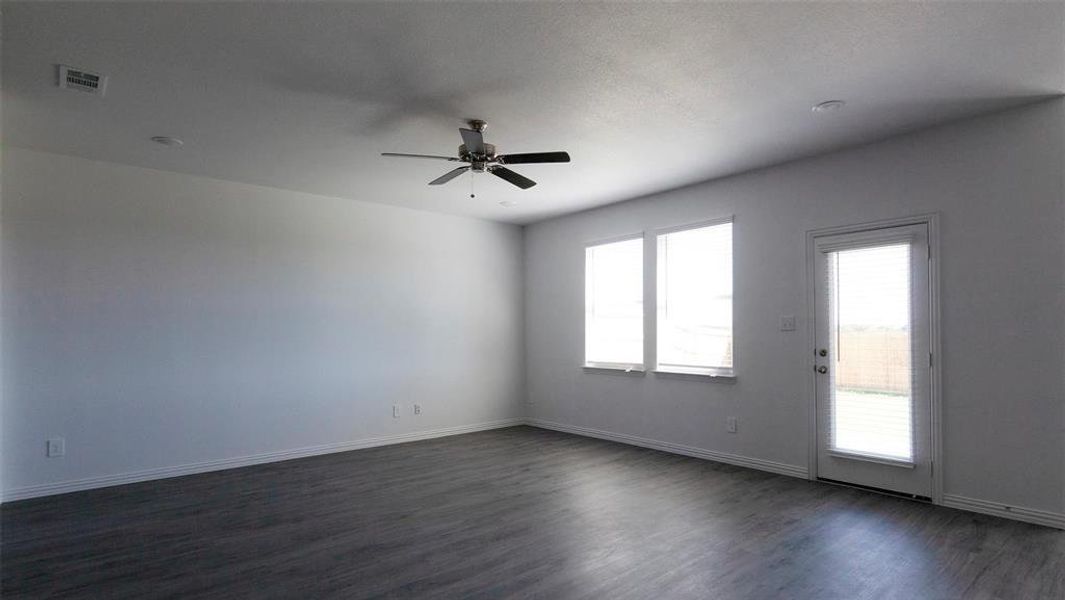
470,171 -> 476,199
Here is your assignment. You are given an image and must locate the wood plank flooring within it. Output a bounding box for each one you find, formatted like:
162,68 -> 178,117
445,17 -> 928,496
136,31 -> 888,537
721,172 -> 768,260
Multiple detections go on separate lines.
3,426 -> 1063,599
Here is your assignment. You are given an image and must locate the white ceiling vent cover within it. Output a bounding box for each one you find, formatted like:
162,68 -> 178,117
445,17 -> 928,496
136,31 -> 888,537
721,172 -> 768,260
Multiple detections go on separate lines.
57,65 -> 107,96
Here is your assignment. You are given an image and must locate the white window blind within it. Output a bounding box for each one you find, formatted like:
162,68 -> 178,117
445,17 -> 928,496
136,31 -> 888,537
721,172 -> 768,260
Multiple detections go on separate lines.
826,243 -> 914,461
585,238 -> 644,368
656,221 -> 733,375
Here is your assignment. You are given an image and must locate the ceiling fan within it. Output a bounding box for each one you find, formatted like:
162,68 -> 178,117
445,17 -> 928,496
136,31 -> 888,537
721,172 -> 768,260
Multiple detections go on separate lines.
381,120 -> 570,190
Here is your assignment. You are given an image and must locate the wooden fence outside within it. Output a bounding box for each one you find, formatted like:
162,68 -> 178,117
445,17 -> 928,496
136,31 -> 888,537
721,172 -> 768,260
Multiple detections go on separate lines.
835,330 -> 911,394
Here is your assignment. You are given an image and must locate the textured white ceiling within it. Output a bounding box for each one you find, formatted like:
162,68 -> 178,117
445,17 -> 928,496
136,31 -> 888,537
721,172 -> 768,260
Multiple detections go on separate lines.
3,2 -> 1063,224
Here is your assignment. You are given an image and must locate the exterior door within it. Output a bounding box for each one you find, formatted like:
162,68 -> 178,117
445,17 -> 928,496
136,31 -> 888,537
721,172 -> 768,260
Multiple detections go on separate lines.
813,223 -> 932,498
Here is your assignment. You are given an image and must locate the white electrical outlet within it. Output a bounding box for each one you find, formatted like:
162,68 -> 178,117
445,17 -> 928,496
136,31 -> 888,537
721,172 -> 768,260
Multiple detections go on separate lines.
413,404 -> 422,415
726,417 -> 738,433
47,437 -> 65,457
392,405 -> 401,418
780,315 -> 796,332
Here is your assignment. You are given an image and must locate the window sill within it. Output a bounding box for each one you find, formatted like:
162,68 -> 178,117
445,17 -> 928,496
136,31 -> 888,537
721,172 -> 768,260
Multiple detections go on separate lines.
582,364 -> 646,376
653,368 -> 735,383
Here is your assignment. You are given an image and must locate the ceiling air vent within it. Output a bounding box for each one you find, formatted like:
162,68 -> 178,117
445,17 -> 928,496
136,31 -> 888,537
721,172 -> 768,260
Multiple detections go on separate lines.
57,65 -> 107,96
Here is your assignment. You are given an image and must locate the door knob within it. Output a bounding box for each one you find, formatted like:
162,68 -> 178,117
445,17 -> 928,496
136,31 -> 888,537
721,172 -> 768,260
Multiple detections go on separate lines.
817,365 -> 828,374
818,349 -> 827,357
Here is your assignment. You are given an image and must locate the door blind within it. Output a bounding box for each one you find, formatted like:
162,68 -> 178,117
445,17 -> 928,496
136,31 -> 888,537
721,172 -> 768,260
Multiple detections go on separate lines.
825,242 -> 914,462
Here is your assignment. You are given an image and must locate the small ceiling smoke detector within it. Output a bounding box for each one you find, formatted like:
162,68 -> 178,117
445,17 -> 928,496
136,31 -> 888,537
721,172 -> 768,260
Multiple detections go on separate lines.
57,65 -> 107,96
812,100 -> 846,113
150,136 -> 184,147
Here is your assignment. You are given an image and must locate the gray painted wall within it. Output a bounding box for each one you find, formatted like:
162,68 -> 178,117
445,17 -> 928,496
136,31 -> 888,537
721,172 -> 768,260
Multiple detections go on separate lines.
1,148 -> 525,495
524,100 -> 1065,515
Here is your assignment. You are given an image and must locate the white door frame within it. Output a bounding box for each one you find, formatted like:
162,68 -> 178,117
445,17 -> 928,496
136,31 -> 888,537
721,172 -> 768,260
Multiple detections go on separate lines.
805,213 -> 942,503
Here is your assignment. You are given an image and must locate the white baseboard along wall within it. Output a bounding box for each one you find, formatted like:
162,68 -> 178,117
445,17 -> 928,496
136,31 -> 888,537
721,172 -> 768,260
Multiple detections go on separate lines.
523,420 -> 1065,531
7,417 -> 1062,531
1,419 -> 523,503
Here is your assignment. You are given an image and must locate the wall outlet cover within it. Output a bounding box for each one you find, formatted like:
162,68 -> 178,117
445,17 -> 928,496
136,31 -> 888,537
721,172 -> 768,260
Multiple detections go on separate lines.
780,315 -> 796,332
726,417 -> 738,433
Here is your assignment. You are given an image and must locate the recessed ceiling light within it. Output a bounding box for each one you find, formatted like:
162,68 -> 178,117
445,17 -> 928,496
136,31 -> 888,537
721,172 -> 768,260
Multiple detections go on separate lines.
499,200 -> 518,207
150,136 -> 183,147
812,100 -> 845,113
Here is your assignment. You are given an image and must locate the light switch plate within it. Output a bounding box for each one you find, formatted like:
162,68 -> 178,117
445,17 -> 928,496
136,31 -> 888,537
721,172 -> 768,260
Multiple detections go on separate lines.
47,437 -> 65,457
780,315 -> 796,332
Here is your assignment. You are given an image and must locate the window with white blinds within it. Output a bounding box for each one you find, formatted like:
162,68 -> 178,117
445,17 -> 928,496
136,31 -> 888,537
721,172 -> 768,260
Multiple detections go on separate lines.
826,243 -> 914,461
585,237 -> 644,369
656,221 -> 733,376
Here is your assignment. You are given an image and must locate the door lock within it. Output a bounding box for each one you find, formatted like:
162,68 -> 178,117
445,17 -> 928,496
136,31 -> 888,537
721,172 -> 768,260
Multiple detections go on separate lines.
818,349 -> 827,357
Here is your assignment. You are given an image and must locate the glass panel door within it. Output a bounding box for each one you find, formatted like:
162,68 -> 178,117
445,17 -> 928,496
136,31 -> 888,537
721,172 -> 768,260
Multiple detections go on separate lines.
814,223 -> 932,497
828,243 -> 913,461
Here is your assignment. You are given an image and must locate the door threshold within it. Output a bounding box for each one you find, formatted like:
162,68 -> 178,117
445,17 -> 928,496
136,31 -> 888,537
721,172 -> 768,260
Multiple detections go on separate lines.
817,477 -> 931,503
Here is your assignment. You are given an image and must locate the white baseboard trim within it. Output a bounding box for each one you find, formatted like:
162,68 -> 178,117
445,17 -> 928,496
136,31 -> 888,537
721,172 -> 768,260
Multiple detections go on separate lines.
1,418 -> 524,503
525,418 -> 809,479
941,494 -> 1065,530
11,418 -> 1061,531
528,419 -> 1065,530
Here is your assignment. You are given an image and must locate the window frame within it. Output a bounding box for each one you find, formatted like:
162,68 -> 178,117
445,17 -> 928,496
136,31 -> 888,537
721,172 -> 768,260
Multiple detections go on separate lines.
652,216 -> 736,380
580,216 -> 736,383
582,232 -> 647,373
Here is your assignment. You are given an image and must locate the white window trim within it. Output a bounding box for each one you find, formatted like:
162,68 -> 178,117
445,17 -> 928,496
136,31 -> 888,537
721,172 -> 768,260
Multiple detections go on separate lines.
583,363 -> 646,375
652,216 -> 736,379
583,232 -> 646,371
654,215 -> 734,237
581,216 -> 737,384
827,449 -> 916,469
583,232 -> 645,248
653,365 -> 734,378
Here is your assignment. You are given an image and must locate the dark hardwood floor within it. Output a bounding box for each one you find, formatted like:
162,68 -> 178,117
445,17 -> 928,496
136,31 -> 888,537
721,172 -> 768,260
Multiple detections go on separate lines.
3,426 -> 1063,599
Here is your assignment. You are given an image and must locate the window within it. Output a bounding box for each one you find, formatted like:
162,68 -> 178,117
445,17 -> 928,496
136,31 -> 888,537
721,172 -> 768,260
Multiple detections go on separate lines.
656,220 -> 733,376
585,237 -> 643,369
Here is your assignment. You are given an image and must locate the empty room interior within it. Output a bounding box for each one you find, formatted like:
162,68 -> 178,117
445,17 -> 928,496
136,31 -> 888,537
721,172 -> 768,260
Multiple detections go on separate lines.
2,2 -> 1065,598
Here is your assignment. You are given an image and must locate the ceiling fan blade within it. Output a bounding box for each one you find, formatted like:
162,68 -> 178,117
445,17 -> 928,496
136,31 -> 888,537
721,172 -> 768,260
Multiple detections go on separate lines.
382,152 -> 461,162
459,128 -> 485,155
490,166 -> 536,189
428,166 -> 470,186
497,151 -> 571,164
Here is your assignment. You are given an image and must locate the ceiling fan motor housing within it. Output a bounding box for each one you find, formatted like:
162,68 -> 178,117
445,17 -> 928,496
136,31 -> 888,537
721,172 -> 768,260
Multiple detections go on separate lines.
460,143 -> 496,171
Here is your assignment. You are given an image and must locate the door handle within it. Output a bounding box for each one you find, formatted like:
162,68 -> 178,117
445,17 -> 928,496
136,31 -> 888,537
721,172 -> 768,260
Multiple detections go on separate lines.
816,365 -> 828,374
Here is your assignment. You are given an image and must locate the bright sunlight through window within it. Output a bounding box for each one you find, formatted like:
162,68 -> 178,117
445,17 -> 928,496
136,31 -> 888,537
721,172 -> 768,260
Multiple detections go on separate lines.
656,221 -> 733,375
585,238 -> 643,369
828,243 -> 913,461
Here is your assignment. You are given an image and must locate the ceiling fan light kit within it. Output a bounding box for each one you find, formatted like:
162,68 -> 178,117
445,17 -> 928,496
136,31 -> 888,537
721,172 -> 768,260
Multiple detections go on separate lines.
382,119 -> 571,192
